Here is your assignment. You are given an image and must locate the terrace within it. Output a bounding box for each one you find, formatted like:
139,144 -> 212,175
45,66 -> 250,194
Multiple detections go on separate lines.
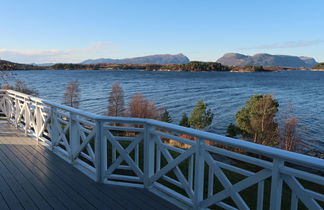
0,89 -> 323,209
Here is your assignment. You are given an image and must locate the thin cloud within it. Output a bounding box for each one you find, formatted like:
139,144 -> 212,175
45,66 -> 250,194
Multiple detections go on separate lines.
241,40 -> 324,50
0,42 -> 117,64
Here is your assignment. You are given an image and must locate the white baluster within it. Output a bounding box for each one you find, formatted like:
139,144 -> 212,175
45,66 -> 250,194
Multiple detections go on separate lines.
257,181 -> 264,210
95,119 -> 106,183
270,159 -> 284,210
35,105 -> 42,139
5,95 -> 10,121
24,99 -> 30,136
291,192 -> 298,210
70,113 -> 80,162
144,124 -> 155,188
156,146 -> 161,172
188,154 -> 194,190
194,138 -> 205,209
15,97 -> 20,128
50,107 -> 59,149
207,166 -> 214,197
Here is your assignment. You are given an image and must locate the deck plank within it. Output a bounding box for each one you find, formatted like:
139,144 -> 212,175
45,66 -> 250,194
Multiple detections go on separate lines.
0,192 -> 10,210
1,142 -> 97,210
0,121 -> 179,210
0,142 -> 72,209
0,152 -> 40,210
0,174 -> 24,210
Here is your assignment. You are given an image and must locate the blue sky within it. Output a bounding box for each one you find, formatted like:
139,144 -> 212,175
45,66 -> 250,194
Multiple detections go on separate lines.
0,0 -> 323,63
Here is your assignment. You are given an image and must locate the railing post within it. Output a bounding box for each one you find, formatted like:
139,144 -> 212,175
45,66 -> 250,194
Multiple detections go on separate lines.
95,119 -> 106,183
24,99 -> 30,136
194,138 -> 205,209
35,105 -> 42,139
69,113 -> 79,162
144,123 -> 155,188
3,94 -> 11,122
0,91 -> 7,116
3,94 -> 9,119
270,159 -> 284,210
15,97 -> 20,128
50,107 -> 59,149
8,95 -> 15,121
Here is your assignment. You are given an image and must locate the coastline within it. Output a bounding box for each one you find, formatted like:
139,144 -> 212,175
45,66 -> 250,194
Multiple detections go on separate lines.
0,68 -> 322,72
2,59 -> 322,72
0,61 -> 323,73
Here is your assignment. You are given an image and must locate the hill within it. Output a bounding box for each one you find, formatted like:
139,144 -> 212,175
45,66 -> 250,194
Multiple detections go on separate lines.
217,53 -> 318,68
313,63 -> 324,70
0,59 -> 41,70
81,53 -> 190,64
47,61 -> 228,72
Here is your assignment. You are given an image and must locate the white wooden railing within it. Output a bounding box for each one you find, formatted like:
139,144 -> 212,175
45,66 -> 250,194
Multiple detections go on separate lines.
0,89 -> 323,210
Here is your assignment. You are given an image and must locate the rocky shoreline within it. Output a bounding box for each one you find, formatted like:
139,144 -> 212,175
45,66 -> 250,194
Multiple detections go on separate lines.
311,68 -> 324,71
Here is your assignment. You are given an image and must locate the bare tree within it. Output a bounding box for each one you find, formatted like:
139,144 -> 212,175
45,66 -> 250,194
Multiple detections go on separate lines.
127,93 -> 161,120
63,80 -> 80,108
107,82 -> 125,116
280,103 -> 301,152
281,117 -> 300,152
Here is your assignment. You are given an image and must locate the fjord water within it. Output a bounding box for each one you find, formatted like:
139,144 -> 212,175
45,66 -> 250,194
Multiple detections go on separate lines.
14,70 -> 324,153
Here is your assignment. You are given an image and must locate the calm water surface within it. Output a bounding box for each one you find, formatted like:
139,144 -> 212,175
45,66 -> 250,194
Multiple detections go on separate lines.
12,70 -> 324,152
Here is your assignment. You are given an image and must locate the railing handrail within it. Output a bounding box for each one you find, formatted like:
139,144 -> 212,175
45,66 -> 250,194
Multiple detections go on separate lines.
2,89 -> 323,170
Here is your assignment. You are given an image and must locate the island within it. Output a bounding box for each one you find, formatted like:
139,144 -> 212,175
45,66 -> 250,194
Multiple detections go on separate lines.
0,59 -> 312,72
312,63 -> 324,71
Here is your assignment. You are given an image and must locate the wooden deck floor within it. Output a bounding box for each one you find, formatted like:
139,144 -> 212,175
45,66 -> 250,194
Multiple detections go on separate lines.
0,120 -> 179,210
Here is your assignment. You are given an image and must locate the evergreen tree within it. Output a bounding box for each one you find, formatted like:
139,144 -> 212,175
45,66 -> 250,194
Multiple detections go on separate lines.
235,94 -> 279,146
179,113 -> 190,127
226,123 -> 239,137
189,100 -> 214,130
160,109 -> 172,123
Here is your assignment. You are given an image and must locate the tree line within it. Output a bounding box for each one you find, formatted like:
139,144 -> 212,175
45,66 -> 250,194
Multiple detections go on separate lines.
0,59 -> 231,72
313,63 -> 324,69
49,61 -> 230,72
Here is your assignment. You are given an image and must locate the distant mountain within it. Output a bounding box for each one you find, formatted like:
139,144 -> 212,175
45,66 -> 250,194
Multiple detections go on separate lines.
0,59 -> 40,70
33,63 -> 55,66
299,56 -> 318,67
217,53 -> 318,68
81,53 -> 190,65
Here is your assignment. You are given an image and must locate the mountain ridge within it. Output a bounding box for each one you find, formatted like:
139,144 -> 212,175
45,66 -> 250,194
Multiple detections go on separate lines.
81,53 -> 190,64
217,53 -> 318,68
